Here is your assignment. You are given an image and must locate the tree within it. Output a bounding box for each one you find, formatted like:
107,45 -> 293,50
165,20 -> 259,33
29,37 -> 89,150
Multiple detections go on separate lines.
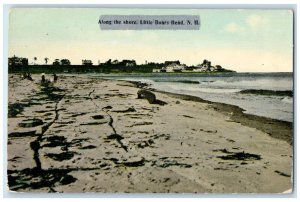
34,57 -> 37,65
45,57 -> 49,65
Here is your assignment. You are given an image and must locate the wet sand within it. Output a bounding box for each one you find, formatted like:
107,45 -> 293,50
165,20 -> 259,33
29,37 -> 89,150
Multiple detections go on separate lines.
7,74 -> 293,193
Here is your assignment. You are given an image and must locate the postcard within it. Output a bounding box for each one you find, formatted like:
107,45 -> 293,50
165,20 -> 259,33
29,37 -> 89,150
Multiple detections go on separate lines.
7,7 -> 293,194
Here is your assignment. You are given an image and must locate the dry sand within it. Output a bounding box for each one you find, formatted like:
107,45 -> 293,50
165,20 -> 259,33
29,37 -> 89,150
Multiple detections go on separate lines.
7,74 -> 293,193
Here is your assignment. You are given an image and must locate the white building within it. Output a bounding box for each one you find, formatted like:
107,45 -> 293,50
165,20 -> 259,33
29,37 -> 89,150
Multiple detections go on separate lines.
166,63 -> 185,72
152,69 -> 161,73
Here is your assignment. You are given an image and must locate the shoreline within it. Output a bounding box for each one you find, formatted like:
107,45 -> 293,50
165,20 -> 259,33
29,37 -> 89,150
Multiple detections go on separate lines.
96,72 -> 293,124
128,80 -> 293,145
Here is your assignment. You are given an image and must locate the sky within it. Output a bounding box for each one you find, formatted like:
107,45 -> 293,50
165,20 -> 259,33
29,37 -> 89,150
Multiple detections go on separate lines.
8,8 -> 293,72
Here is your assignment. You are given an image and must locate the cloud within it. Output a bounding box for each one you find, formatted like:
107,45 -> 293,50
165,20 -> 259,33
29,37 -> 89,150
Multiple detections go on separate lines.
224,22 -> 245,33
246,15 -> 268,28
224,15 -> 269,34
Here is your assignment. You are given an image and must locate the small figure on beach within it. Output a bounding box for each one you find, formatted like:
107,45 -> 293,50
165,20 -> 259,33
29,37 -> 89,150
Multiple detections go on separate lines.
21,73 -> 33,81
41,73 -> 45,83
53,74 -> 58,82
27,73 -> 33,81
21,73 -> 26,80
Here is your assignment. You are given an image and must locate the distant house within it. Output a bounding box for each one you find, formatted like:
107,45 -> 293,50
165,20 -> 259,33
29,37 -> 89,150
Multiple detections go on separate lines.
61,59 -> 71,65
166,63 -> 185,72
152,69 -> 161,73
82,59 -> 93,66
215,65 -> 223,71
53,59 -> 71,66
121,60 -> 136,67
160,67 -> 167,72
112,60 -> 119,65
193,59 -> 212,72
165,60 -> 180,66
152,62 -> 186,73
193,68 -> 204,72
200,59 -> 211,71
8,56 -> 28,66
53,59 -> 60,65
202,59 -> 211,68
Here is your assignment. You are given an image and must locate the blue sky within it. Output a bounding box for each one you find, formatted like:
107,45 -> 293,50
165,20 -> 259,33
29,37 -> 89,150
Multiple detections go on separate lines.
9,8 -> 293,72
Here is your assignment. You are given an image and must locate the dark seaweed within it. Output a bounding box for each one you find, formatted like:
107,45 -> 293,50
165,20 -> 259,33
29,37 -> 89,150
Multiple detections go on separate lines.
239,89 -> 293,97
217,151 -> 261,161
8,168 -> 77,191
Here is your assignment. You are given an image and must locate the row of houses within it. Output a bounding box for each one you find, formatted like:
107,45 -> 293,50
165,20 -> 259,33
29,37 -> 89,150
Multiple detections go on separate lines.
8,56 -> 227,72
153,64 -> 187,73
8,56 -> 73,66
50,59 -> 137,66
8,56 -> 28,66
9,56 -> 139,66
53,59 -> 94,66
106,59 -> 136,67
53,59 -> 71,66
153,59 -> 224,73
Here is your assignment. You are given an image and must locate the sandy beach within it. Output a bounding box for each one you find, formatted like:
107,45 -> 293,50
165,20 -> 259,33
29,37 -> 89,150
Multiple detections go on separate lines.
7,74 -> 293,193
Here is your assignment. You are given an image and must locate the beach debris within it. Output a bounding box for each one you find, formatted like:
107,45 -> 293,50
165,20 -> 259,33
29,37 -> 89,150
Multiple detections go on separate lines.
200,128 -> 218,133
226,138 -> 236,143
137,139 -> 155,148
149,133 -> 170,140
80,120 -> 107,125
103,105 -> 113,110
274,170 -> 291,177
119,158 -> 145,167
8,168 -> 77,191
42,136 -> 67,147
216,150 -> 261,161
8,102 -> 31,117
103,93 -> 133,98
78,145 -> 97,150
92,115 -> 105,119
106,133 -> 124,141
214,167 -> 229,171
105,133 -> 128,152
137,89 -> 156,104
45,151 -> 77,161
129,121 -> 153,127
9,130 -> 37,138
137,131 -> 149,134
69,112 -> 88,118
105,157 -> 145,167
111,107 -> 136,113
134,81 -> 149,88
42,136 -> 91,150
154,99 -> 168,106
152,158 -> 192,168
213,148 -> 230,153
18,118 -> 44,128
182,115 -> 194,118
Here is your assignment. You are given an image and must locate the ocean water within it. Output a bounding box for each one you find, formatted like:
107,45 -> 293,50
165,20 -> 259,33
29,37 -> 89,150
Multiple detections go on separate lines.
92,72 -> 293,122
